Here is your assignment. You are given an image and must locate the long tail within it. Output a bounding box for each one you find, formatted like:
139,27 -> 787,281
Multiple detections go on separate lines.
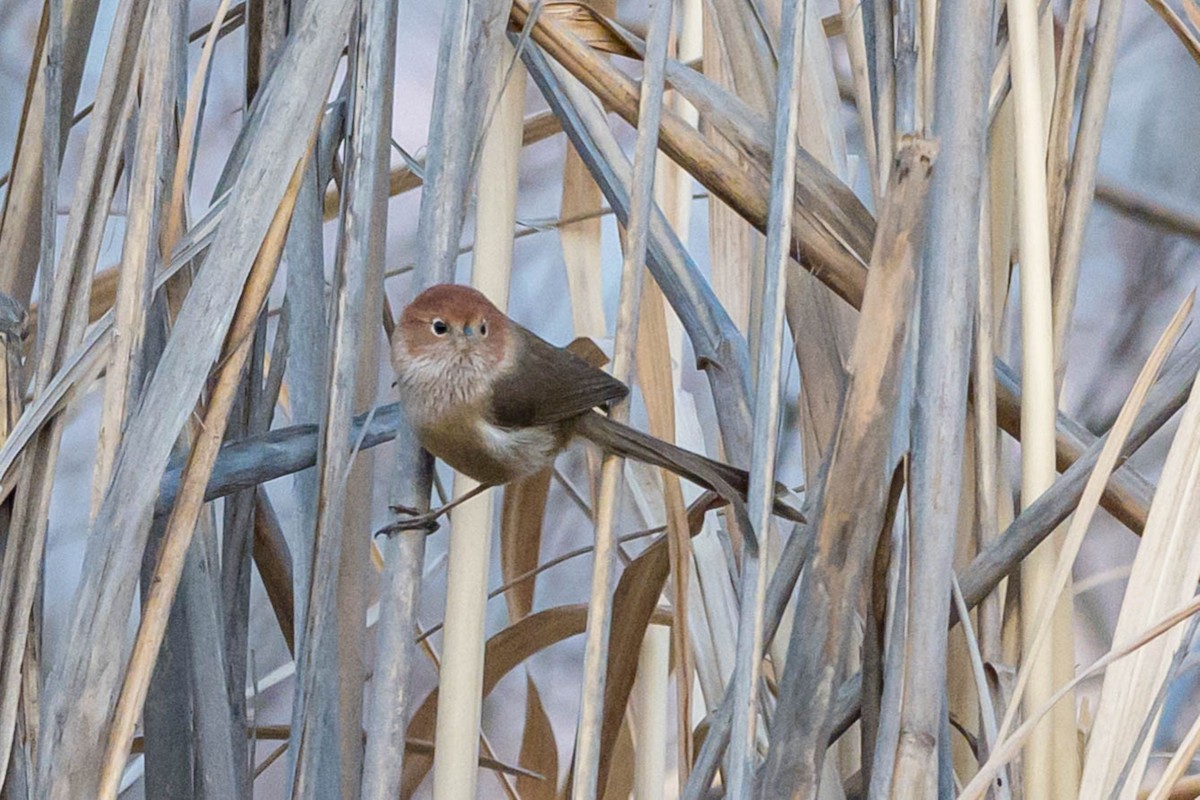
574,412 -> 804,525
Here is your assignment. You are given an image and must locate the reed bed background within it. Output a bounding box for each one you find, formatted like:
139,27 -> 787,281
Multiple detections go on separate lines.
0,0 -> 1199,797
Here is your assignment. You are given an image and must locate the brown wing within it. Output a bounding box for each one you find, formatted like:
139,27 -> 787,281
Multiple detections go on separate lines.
489,325 -> 629,428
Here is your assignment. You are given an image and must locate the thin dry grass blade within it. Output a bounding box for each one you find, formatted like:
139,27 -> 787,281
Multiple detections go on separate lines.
253,489 -> 296,653
594,536 -> 675,799
1142,0 -> 1200,65
557,0 -> 610,345
90,0 -> 180,519
635,68 -> 699,775
701,7 -> 756,335
0,0 -> 100,307
1078,360 -> 1200,795
501,472 -> 553,621
635,281 -> 694,780
519,675 -> 560,799
1045,0 -> 1088,257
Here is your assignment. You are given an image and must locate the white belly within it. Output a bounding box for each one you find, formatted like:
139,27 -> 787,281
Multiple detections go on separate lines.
476,420 -> 562,476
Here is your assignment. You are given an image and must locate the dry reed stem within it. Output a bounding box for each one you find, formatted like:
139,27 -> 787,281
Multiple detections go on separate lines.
1009,0 -> 1076,792
430,39 -> 523,800
762,139 -> 935,797
289,0 -> 395,791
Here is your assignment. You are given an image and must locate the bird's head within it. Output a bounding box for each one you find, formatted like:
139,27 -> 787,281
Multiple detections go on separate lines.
393,284 -> 509,369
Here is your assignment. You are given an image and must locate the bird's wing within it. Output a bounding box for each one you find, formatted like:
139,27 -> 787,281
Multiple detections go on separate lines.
489,325 -> 629,428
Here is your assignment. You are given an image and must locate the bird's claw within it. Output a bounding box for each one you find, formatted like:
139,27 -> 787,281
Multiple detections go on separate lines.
376,505 -> 442,537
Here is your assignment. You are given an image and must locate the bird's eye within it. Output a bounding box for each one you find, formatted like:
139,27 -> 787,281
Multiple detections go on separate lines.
479,321 -> 488,336
431,319 -> 449,336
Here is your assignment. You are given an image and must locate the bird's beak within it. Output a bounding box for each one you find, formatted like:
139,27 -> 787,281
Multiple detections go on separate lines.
462,325 -> 474,337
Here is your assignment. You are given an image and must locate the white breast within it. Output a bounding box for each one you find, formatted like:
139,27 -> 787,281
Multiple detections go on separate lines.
394,350 -> 493,430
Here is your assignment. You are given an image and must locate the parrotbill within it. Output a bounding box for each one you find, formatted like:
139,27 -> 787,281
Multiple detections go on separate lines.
386,283 -> 802,531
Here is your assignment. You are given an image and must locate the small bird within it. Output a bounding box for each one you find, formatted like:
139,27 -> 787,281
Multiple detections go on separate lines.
387,283 -> 801,531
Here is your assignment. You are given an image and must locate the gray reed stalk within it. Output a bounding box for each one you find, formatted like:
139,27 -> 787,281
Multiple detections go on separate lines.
337,0 -> 395,791
220,4 -> 286,792
760,141 -> 934,797
35,1 -> 353,794
114,4 -> 197,794
288,0 -> 395,792
93,157 -> 307,800
360,0 -> 511,795
727,0 -> 809,793
887,0 -> 991,794
570,2 -> 672,796
282,65 -> 339,668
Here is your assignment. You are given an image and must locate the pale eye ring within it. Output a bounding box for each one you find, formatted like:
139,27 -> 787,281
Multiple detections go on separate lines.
479,320 -> 488,336
431,318 -> 449,336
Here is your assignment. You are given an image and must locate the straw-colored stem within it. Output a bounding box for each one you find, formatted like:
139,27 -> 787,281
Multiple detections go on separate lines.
430,42 -> 524,800
1009,0 -> 1076,793
633,624 -> 670,800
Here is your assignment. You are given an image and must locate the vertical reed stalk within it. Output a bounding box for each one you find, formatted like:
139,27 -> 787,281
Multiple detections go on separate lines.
430,40 -> 524,800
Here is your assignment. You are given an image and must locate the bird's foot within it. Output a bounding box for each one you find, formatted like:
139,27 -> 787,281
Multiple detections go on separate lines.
375,504 -> 442,537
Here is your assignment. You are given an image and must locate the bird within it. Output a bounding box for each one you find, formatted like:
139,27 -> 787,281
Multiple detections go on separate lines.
385,283 -> 802,532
